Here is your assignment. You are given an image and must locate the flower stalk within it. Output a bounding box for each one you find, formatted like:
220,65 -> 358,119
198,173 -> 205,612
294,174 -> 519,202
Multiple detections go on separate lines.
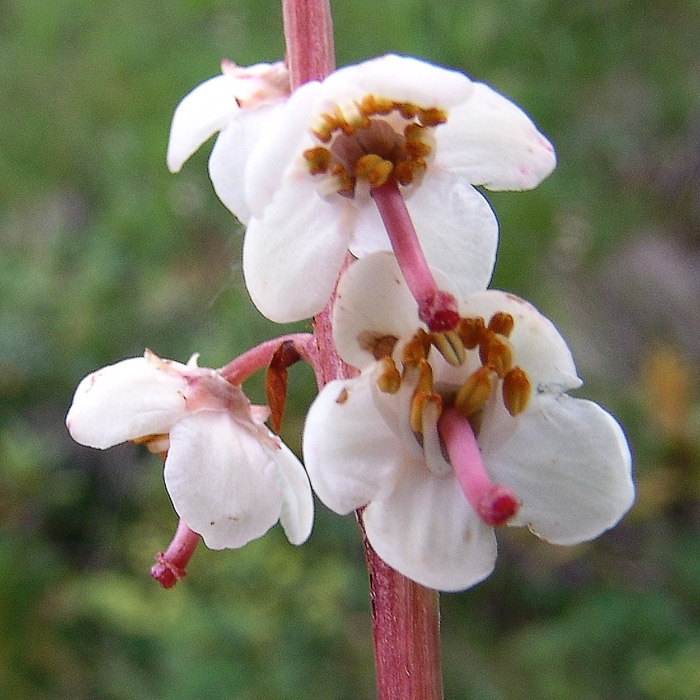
282,1 -> 444,697
150,519 -> 201,588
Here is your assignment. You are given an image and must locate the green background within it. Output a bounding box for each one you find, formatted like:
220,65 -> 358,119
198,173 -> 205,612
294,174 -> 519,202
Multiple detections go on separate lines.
2,0 -> 699,697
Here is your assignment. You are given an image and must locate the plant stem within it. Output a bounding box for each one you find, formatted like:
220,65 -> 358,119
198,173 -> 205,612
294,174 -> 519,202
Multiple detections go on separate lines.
282,2 -> 444,697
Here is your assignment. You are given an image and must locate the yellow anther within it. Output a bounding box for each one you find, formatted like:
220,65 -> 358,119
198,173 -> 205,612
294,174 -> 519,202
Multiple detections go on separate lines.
376,356 -> 402,394
457,316 -> 486,349
416,358 -> 434,394
302,147 -> 332,175
402,329 -> 431,367
403,123 -> 433,158
393,160 -> 421,186
502,367 -> 531,416
355,154 -> 394,187
454,366 -> 493,417
482,332 -> 513,378
330,164 -> 354,196
410,390 -> 442,434
488,312 -> 515,338
397,102 -> 418,120
430,330 -> 466,367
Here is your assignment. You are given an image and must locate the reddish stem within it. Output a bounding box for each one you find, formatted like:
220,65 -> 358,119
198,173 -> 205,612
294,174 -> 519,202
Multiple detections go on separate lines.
150,519 -> 200,589
371,180 -> 459,332
283,3 -> 444,698
218,333 -> 320,384
359,514 -> 443,700
282,0 -> 335,88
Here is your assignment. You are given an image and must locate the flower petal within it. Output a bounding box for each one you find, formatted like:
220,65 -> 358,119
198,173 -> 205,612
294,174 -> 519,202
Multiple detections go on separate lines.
167,75 -> 242,173
362,461 -> 497,591
273,442 -> 314,545
165,412 -> 284,549
480,393 -> 635,545
66,356 -> 187,449
208,103 -> 284,225
303,376 -> 400,515
242,178 -> 352,322
333,252 -> 422,369
436,82 -> 556,190
321,54 -> 474,108
405,171 -> 498,297
459,290 -> 581,392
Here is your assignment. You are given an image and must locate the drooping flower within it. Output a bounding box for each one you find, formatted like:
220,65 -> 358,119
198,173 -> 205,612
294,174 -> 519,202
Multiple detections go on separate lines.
302,253 -> 634,591
233,54 -> 556,322
66,349 -> 313,549
167,59 -> 291,225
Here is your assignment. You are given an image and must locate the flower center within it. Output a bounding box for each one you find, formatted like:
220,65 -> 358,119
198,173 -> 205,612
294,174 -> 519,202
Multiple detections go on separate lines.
365,310 -> 531,526
302,95 -> 446,197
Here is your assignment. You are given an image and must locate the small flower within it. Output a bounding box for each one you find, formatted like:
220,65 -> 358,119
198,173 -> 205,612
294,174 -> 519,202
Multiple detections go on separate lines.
66,349 -> 313,549
167,59 -> 291,225
233,54 -> 556,322
302,253 -> 634,591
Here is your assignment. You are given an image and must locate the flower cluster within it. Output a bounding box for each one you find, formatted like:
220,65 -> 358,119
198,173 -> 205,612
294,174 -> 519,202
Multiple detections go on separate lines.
67,53 -> 633,591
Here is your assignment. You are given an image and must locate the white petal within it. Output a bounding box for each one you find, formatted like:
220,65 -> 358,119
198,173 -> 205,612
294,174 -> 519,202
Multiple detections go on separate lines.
362,461 -> 497,591
66,357 -> 187,449
406,170 -> 498,297
208,103 -> 284,225
165,412 -> 283,549
167,75 -> 242,173
303,376 -> 400,515
244,80 -> 323,218
480,393 -> 635,545
459,290 -> 581,392
272,442 -> 314,545
323,54 -> 473,109
436,82 -> 556,190
333,252 -> 421,369
242,178 -> 351,322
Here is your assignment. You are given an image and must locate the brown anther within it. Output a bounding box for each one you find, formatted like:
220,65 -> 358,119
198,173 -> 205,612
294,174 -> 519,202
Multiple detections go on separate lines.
482,333 -> 513,378
417,107 -> 448,127
410,390 -> 442,434
402,329 -> 431,367
358,331 -> 399,360
502,366 -> 531,416
457,316 -> 486,349
330,164 -> 354,196
355,153 -> 394,187
302,147 -> 332,175
131,433 -> 169,458
393,160 -> 420,186
403,124 -> 433,158
397,102 -> 418,119
454,366 -> 493,417
488,312 -> 515,338
376,356 -> 402,394
430,330 -> 466,367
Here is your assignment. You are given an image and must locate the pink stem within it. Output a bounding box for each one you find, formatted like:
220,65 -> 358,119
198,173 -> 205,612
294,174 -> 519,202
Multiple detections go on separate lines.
438,407 -> 519,527
283,3 -> 443,698
282,0 -> 335,87
218,333 -> 320,384
150,519 -> 200,589
359,515 -> 443,700
371,180 -> 459,332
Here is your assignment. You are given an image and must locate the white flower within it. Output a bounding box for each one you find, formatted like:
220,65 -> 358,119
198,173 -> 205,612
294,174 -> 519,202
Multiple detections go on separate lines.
66,349 -> 313,549
233,54 -> 556,322
302,253 -> 634,591
167,60 -> 291,225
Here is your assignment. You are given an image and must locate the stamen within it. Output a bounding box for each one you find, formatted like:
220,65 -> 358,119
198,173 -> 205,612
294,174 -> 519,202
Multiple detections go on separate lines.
457,317 -> 486,349
488,312 -> 514,338
402,329 -> 431,368
481,332 -> 513,378
376,356 -> 401,394
454,366 -> 493,417
438,407 -> 519,527
430,330 -> 466,367
502,366 -> 531,416
371,179 -> 459,332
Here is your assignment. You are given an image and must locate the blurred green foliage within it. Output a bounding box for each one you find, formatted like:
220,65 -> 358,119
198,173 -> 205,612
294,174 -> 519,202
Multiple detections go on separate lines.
2,0 -> 699,697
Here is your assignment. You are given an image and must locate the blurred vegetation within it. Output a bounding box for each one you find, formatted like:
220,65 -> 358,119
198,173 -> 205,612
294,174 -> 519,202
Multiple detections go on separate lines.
1,0 -> 699,697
